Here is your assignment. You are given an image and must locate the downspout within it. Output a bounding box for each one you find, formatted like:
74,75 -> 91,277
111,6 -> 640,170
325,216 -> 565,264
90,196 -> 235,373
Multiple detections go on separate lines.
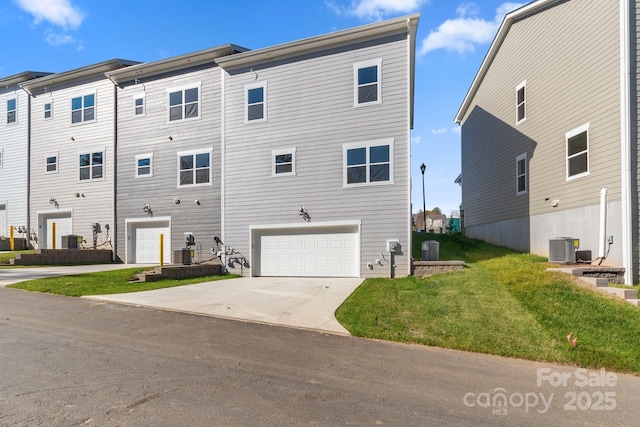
22,84 -> 32,248
406,17 -> 416,277
620,0 -> 633,284
599,187 -> 608,259
108,75 -> 118,262
220,67 -> 227,257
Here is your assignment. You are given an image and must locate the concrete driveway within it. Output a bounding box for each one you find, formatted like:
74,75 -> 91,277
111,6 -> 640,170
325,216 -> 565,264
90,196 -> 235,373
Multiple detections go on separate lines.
84,277 -> 364,335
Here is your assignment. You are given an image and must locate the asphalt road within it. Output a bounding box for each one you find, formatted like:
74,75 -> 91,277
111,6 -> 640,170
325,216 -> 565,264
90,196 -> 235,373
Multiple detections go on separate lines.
1,287 -> 639,426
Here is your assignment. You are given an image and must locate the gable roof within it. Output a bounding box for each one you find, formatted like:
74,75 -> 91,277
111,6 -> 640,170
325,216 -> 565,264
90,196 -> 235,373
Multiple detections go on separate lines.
21,59 -> 140,92
454,0 -> 562,124
105,44 -> 248,84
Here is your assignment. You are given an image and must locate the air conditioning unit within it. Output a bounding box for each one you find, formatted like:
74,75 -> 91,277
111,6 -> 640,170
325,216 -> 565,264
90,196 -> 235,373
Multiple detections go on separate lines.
549,237 -> 579,264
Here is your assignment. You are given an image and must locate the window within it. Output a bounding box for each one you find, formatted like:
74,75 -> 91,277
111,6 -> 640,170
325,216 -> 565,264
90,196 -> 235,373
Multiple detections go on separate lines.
354,59 -> 382,106
133,95 -> 145,116
516,153 -> 527,194
245,82 -> 267,122
44,101 -> 53,120
135,153 -> 153,177
516,81 -> 526,124
566,123 -> 589,179
168,84 -> 200,121
272,148 -> 296,176
79,150 -> 104,181
7,98 -> 16,123
71,94 -> 95,124
177,149 -> 211,187
46,153 -> 59,174
343,138 -> 393,186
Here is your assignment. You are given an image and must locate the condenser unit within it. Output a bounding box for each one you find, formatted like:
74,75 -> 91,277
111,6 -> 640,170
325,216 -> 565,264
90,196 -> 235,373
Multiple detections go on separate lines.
549,237 -> 579,264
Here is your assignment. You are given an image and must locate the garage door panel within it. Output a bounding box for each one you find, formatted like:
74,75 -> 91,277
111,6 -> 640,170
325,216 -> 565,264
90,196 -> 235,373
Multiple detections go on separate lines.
130,222 -> 170,264
256,227 -> 358,277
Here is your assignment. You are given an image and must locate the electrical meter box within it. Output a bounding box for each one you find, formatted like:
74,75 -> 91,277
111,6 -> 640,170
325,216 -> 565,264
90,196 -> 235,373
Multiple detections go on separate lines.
91,223 -> 101,233
184,232 -> 195,247
387,240 -> 400,253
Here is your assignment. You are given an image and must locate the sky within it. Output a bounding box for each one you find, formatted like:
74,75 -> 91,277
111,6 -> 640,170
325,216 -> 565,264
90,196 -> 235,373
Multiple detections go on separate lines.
0,0 -> 526,217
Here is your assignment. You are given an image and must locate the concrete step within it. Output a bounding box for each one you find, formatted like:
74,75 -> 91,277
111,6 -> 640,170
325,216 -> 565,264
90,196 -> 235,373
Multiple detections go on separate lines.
601,287 -> 638,300
580,277 -> 610,288
626,299 -> 640,307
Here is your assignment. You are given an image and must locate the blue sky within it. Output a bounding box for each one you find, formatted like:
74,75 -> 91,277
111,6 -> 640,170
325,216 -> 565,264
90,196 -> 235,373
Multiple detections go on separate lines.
1,0 -> 525,217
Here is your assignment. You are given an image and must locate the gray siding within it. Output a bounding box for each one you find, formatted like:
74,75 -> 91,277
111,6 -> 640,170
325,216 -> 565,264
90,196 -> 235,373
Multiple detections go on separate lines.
223,34 -> 412,278
0,87 -> 29,237
115,64 -> 222,262
460,0 -> 622,259
29,76 -> 116,249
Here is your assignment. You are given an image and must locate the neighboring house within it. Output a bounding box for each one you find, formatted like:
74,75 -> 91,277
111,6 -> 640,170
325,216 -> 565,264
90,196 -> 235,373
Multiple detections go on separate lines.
106,45 -> 246,264
0,72 -> 50,241
216,14 -> 419,278
454,0 -> 639,283
415,214 -> 447,234
22,59 -> 139,251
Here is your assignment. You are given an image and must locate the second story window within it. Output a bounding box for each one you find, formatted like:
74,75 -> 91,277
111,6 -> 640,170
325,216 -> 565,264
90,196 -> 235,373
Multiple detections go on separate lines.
72,94 -> 95,124
168,84 -> 200,122
516,81 -> 526,124
245,82 -> 267,122
177,149 -> 211,187
566,123 -> 589,179
79,150 -> 104,181
343,138 -> 394,186
7,98 -> 16,123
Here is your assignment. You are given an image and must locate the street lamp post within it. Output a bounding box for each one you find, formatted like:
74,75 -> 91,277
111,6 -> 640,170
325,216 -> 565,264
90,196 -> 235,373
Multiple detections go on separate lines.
420,163 -> 426,233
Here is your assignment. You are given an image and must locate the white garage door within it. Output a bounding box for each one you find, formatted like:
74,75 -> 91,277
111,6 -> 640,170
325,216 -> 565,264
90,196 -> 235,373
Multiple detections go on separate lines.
131,222 -> 171,264
41,213 -> 72,249
256,227 -> 359,277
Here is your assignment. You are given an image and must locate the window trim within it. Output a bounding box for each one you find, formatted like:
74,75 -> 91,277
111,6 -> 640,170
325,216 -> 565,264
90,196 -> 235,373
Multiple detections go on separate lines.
272,147 -> 296,177
44,100 -> 53,120
71,92 -> 96,125
78,148 -> 105,182
245,81 -> 267,123
342,137 -> 394,187
176,148 -> 213,188
135,153 -> 154,178
566,123 -> 590,181
353,58 -> 383,107
7,97 -> 17,124
133,94 -> 145,117
516,80 -> 526,124
167,82 -> 201,123
516,152 -> 527,195
45,152 -> 59,175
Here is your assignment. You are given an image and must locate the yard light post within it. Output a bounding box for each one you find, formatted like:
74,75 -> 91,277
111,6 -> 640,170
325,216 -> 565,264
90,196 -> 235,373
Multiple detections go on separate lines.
420,163 -> 426,233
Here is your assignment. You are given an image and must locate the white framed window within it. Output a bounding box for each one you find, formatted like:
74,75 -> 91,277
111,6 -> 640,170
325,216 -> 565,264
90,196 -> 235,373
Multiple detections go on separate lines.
343,138 -> 394,187
516,153 -> 527,195
566,123 -> 590,180
168,83 -> 200,122
272,148 -> 296,176
516,80 -> 526,124
45,152 -> 59,174
44,101 -> 53,120
133,94 -> 145,116
71,93 -> 95,124
7,98 -> 17,124
354,58 -> 382,106
135,153 -> 153,178
245,81 -> 267,123
78,149 -> 104,181
177,148 -> 212,187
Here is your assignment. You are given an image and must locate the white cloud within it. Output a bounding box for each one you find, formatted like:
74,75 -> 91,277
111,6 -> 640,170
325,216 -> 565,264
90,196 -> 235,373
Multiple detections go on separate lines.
15,0 -> 84,30
327,0 -> 428,20
431,128 -> 447,135
44,30 -> 75,46
451,127 -> 461,135
420,2 -> 524,55
411,136 -> 422,144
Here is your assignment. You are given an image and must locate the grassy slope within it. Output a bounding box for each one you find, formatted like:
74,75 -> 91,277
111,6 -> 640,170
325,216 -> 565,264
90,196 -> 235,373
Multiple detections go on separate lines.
336,233 -> 640,373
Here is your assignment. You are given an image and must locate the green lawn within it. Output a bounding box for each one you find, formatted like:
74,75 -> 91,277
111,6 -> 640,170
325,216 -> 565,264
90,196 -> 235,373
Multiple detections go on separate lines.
0,250 -> 34,268
8,267 -> 239,296
336,233 -> 640,374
